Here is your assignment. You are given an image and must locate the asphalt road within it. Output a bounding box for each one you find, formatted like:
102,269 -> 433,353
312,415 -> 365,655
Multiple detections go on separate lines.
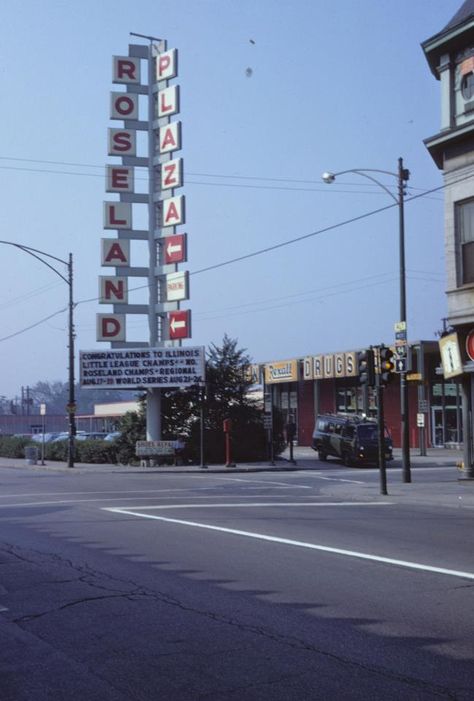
0,461 -> 473,700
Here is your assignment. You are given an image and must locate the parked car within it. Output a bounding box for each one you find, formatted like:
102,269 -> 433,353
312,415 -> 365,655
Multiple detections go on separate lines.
51,431 -> 87,443
104,431 -> 121,442
312,413 -> 392,466
77,432 -> 109,441
31,432 -> 61,444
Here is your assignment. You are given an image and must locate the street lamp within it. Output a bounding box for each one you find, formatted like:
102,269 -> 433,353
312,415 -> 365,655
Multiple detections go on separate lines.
322,158 -> 411,483
0,241 -> 76,468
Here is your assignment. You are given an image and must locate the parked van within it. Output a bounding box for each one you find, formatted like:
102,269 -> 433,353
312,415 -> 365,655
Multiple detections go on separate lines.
312,413 -> 393,466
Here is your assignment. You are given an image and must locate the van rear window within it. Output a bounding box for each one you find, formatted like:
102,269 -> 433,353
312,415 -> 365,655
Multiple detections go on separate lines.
357,424 -> 377,440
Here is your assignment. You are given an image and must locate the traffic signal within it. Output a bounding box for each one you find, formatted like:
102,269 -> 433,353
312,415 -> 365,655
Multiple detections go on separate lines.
358,348 -> 375,386
380,346 -> 395,385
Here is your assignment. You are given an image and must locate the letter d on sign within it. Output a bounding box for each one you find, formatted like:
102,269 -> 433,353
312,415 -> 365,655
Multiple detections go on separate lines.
96,314 -> 126,342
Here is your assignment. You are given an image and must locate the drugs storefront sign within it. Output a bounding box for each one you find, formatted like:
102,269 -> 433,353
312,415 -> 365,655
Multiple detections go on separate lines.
80,346 -> 205,389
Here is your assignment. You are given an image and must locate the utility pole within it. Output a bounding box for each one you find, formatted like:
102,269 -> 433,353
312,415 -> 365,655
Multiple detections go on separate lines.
376,366 -> 388,496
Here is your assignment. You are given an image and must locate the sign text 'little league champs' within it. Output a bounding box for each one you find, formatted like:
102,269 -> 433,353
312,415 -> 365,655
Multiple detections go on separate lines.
80,346 -> 205,388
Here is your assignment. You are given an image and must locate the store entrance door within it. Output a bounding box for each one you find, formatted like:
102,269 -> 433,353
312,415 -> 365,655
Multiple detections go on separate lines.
431,406 -> 462,447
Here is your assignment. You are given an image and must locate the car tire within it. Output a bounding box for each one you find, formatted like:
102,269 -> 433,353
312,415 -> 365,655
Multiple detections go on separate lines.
318,450 -> 327,461
343,452 -> 353,467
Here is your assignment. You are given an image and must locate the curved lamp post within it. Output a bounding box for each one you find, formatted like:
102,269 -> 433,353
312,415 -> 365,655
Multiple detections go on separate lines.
0,241 -> 76,468
321,158 -> 411,484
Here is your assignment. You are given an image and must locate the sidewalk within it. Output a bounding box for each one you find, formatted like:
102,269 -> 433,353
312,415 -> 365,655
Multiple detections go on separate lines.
0,448 -> 472,510
0,445 -> 466,474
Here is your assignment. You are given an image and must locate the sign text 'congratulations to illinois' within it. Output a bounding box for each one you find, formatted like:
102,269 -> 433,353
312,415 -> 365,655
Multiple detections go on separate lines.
80,346 -> 205,389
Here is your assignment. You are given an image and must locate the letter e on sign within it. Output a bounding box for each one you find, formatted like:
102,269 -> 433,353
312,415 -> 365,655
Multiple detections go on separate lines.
106,166 -> 134,193
96,314 -> 126,341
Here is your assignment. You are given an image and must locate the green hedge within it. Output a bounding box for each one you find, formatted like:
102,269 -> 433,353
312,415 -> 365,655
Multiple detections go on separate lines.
0,436 -> 32,458
0,437 -> 119,464
44,439 -> 119,464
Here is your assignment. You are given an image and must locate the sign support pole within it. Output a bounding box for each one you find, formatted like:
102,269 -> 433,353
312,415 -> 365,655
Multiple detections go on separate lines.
147,39 -> 161,441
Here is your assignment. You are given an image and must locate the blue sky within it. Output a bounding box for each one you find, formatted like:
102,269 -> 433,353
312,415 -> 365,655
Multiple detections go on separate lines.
0,0 -> 461,397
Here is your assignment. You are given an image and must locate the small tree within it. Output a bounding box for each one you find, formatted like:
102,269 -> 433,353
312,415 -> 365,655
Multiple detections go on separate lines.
115,400 -> 146,464
202,335 -> 264,462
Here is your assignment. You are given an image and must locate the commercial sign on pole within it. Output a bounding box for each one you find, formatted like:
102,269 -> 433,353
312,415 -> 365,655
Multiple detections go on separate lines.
81,34 -> 198,393
80,346 -> 205,389
95,37 -> 191,348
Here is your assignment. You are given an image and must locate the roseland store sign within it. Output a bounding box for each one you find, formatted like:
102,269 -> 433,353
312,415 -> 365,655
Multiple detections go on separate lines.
96,39 -> 190,345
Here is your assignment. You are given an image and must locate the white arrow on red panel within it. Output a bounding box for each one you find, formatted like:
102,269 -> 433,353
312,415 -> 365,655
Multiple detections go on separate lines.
169,310 -> 191,340
164,233 -> 187,265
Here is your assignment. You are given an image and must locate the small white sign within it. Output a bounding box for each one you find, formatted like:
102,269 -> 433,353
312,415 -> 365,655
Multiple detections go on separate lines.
166,271 -> 189,302
40,403 -> 46,416
439,333 -> 463,379
417,413 -> 425,428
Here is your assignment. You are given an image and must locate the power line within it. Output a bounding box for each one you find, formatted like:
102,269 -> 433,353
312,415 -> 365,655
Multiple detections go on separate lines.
0,155 -> 443,198
0,307 -> 67,342
0,171 -> 465,343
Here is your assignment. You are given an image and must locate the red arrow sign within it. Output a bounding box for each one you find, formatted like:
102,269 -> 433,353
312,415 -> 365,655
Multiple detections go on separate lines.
163,233 -> 187,264
169,310 -> 191,340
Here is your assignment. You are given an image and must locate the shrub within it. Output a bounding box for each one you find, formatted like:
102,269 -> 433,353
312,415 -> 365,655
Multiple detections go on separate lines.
0,436 -> 33,458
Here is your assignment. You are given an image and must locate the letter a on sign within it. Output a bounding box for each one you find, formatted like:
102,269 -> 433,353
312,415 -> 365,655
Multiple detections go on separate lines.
159,122 -> 181,154
101,239 -> 130,267
162,196 -> 185,227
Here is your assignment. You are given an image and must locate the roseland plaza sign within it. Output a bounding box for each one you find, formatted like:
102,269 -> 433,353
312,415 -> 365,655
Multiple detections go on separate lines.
81,36 -> 200,394
95,39 -> 190,347
80,346 -> 205,389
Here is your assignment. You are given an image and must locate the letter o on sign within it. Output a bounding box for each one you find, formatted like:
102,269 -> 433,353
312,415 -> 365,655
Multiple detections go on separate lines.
115,95 -> 135,116
466,330 -> 474,361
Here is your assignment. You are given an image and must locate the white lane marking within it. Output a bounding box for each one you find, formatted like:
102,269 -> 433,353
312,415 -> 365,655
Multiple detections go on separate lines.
111,501 -> 391,511
105,507 -> 474,581
0,494 -> 325,508
0,487 -> 223,499
0,606 -> 8,612
310,476 -> 364,484
219,474 -> 363,485
216,477 -> 312,489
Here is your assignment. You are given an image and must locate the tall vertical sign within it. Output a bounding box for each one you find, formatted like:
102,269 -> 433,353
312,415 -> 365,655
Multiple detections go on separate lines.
98,39 -> 190,347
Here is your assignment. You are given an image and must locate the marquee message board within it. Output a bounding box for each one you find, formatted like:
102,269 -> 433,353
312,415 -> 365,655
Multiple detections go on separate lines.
80,346 -> 205,389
